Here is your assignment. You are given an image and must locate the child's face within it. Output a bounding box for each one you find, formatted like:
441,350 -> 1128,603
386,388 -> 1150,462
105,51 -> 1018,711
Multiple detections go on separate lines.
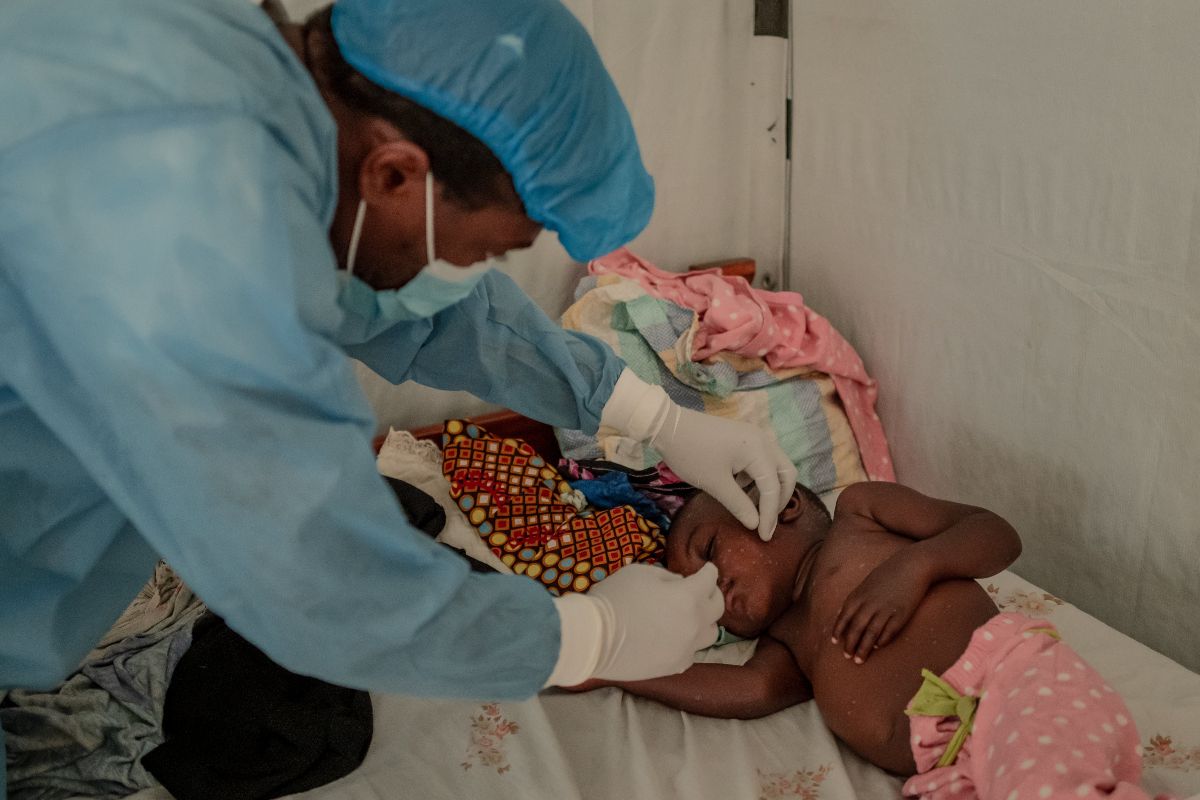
666,493 -> 801,638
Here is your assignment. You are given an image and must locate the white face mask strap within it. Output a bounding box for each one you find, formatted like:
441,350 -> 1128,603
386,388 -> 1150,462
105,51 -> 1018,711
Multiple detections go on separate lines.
425,170 -> 436,266
346,199 -> 367,276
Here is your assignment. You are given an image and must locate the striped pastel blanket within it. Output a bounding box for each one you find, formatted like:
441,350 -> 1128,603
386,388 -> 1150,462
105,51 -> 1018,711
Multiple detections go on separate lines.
556,273 -> 870,495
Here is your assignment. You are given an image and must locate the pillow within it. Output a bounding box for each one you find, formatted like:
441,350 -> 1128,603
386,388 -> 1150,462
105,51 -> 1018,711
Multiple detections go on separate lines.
557,274 -> 869,493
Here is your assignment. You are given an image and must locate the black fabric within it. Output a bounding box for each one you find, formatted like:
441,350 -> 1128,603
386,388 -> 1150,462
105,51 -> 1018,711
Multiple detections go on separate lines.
142,614 -> 373,800
383,475 -> 446,536
141,477 -> 501,800
384,476 -> 499,575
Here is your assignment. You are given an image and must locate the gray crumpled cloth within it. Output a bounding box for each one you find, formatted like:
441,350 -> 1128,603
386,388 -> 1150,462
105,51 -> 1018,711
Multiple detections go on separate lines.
3,563 -> 204,800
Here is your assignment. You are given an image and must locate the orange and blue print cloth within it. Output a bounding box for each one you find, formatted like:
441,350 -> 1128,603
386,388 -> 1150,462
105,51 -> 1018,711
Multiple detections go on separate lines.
441,419 -> 665,595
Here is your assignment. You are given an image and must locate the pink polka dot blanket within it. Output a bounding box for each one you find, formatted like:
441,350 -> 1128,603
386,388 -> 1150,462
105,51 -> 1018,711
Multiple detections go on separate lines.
441,419 -> 666,595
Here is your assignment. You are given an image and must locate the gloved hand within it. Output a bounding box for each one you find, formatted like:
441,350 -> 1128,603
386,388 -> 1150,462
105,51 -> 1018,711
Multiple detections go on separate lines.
651,404 -> 797,541
600,369 -> 798,541
544,563 -> 723,686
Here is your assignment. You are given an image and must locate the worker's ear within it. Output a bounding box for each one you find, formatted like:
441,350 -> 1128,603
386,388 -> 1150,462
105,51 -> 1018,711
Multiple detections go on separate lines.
357,127 -> 429,207
777,487 -> 807,525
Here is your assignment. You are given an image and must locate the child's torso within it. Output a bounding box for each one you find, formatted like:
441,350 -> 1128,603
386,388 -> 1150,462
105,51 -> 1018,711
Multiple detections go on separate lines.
768,519 -> 999,775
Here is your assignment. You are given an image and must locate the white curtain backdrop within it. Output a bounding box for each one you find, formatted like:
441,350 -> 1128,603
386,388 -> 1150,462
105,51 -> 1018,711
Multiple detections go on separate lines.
788,1 -> 1200,671
281,0 -> 789,430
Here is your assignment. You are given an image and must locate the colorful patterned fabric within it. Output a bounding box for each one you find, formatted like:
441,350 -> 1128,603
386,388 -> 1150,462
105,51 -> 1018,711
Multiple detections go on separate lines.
441,420 -> 665,595
568,472 -> 672,532
560,458 -> 694,520
557,269 -> 871,495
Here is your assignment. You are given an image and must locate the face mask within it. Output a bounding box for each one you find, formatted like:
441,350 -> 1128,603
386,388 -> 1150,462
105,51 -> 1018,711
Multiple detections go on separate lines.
334,172 -> 495,345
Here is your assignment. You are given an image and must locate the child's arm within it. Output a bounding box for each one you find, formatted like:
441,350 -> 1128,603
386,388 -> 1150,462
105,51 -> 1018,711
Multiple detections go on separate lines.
831,482 -> 1022,663
566,636 -> 811,719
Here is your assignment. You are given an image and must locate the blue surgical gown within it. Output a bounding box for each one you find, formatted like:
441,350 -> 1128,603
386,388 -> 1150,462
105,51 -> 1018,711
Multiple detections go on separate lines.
0,0 -> 624,742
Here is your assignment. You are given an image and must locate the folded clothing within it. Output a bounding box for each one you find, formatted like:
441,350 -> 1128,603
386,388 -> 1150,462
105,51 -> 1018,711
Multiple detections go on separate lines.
441,419 -> 666,595
588,248 -> 893,483
557,267 -> 870,494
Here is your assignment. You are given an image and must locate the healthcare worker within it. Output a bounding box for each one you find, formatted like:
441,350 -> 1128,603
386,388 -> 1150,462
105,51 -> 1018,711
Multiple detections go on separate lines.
0,0 -> 797,785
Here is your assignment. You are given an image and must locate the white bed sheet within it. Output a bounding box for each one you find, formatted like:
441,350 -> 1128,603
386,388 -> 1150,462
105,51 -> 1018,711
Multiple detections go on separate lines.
265,433 -> 1200,800
122,434 -> 1200,800
236,569 -> 1194,800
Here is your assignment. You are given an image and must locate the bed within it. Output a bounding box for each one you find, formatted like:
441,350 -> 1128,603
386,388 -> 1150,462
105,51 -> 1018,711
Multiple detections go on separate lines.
112,411 -> 1200,800
284,572 -> 1200,800
299,418 -> 1200,800
17,259 -> 1200,800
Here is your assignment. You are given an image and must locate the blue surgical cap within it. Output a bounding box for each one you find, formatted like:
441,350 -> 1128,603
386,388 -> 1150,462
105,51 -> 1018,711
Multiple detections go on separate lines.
331,0 -> 655,261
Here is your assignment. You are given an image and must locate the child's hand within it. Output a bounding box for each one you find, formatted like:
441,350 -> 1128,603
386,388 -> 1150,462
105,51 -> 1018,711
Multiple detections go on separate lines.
831,553 -> 930,664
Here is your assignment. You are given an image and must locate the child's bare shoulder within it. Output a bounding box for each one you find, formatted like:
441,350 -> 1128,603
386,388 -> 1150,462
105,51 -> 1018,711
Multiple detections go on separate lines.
832,481 -> 900,518
827,485 -> 890,539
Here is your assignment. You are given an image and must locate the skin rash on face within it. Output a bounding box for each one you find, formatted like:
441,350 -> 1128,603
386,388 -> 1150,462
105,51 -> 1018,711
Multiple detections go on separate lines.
666,491 -> 825,638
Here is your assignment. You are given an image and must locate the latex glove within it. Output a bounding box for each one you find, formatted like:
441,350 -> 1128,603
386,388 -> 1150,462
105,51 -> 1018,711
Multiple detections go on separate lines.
652,404 -> 798,540
544,563 -> 723,686
601,369 -> 798,541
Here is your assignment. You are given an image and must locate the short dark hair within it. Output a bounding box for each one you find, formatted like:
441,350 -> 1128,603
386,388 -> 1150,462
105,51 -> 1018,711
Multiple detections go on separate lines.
303,7 -> 515,210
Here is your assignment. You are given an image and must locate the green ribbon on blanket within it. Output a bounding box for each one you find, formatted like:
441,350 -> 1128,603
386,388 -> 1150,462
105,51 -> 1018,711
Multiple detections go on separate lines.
906,626 -> 1062,768
1027,626 -> 1061,641
905,669 -> 978,768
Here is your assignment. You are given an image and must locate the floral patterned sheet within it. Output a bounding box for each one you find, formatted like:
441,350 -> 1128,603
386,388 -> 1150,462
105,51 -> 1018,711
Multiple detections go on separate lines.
209,570 -> 1196,800
115,438 -> 1200,800
117,572 -> 1200,800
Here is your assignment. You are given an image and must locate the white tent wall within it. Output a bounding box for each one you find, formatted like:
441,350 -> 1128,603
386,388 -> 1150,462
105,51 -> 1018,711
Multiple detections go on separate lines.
281,0 -> 789,431
789,1 -> 1200,670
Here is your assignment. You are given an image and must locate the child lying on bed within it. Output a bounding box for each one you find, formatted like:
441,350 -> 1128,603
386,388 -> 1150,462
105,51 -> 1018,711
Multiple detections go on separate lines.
571,482 -> 1170,800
